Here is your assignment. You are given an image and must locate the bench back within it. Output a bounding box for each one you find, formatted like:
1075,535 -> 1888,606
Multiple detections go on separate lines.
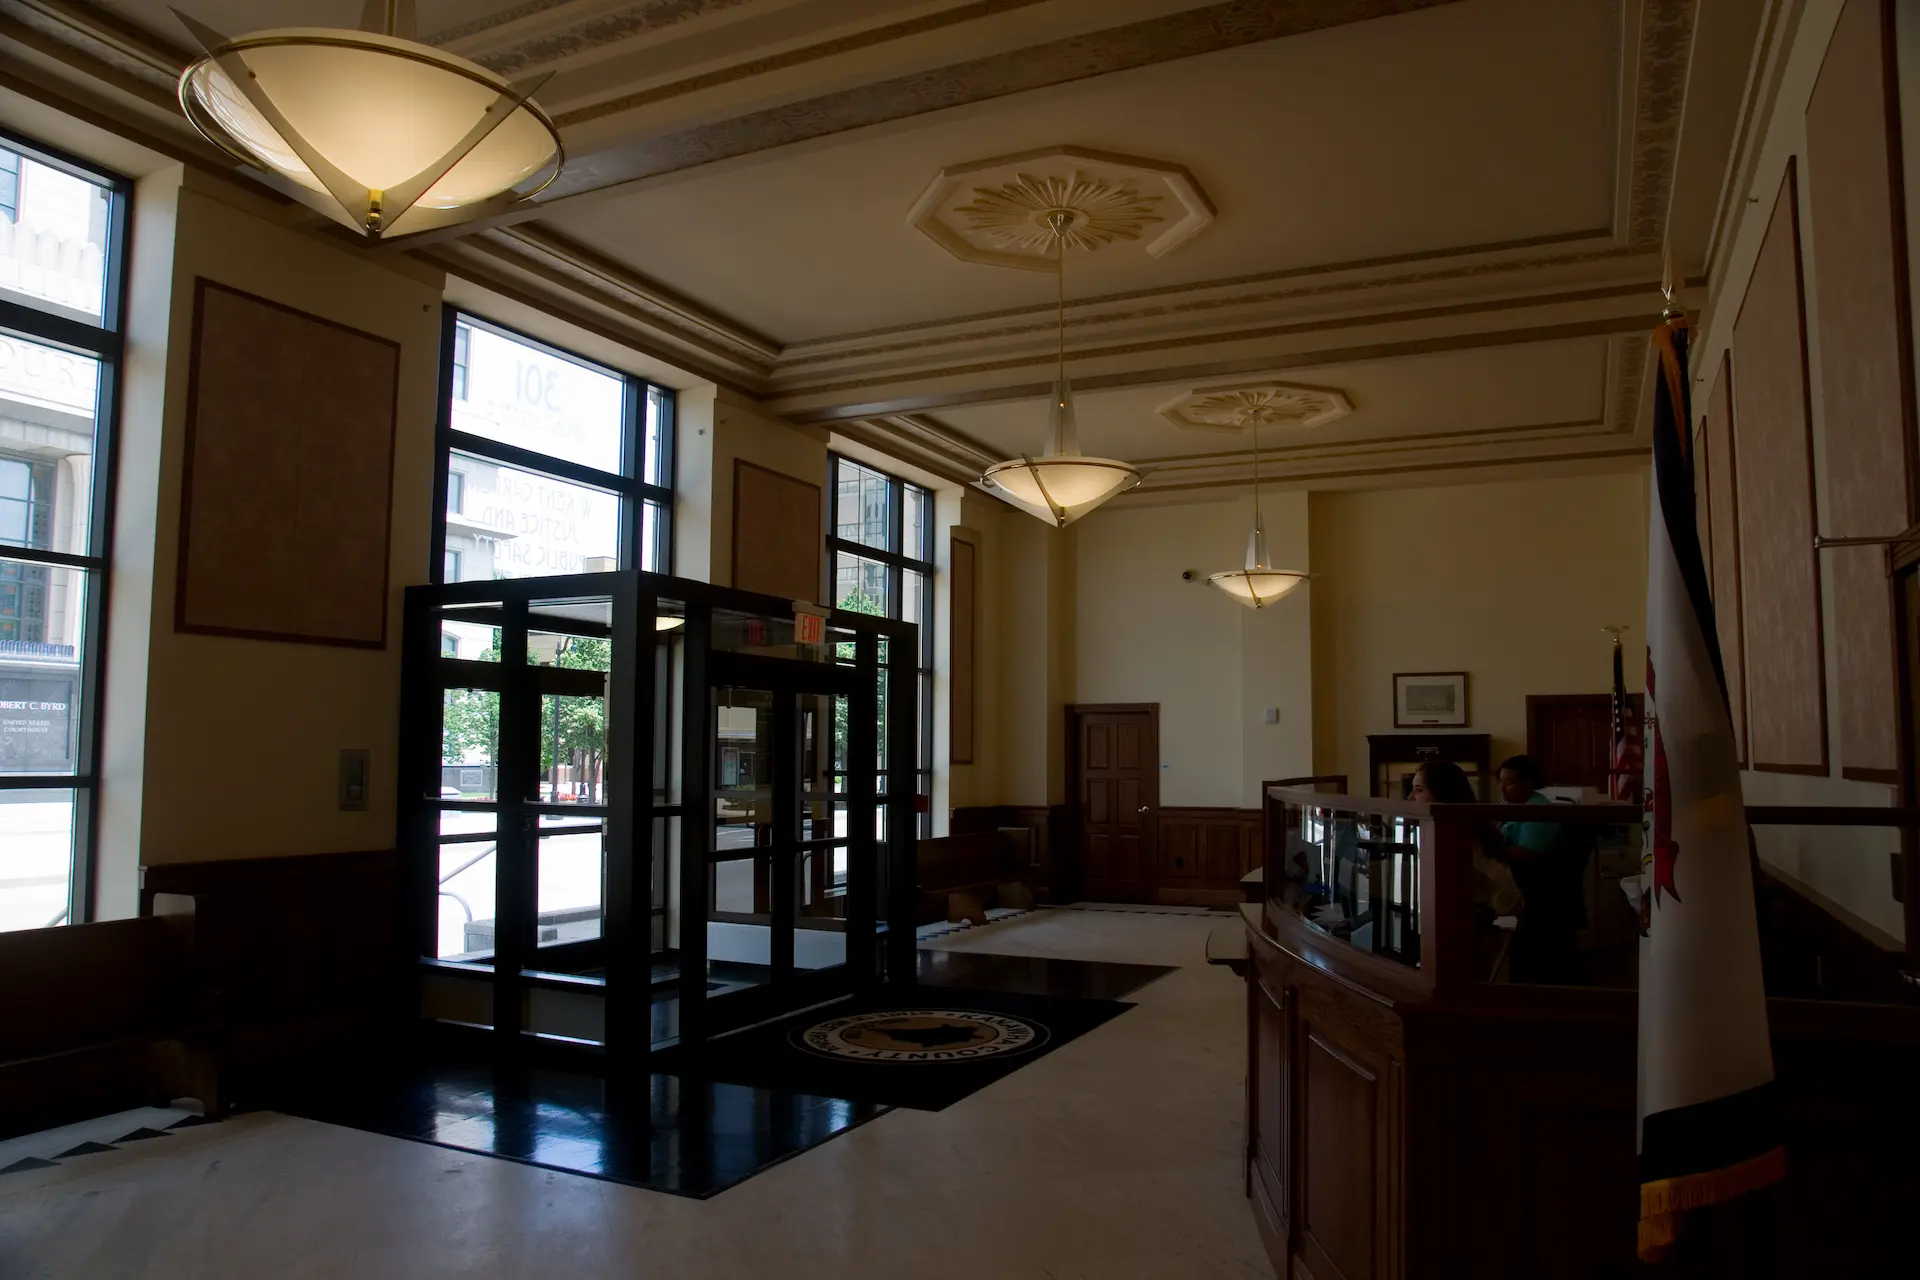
0,913 -> 192,1061
917,830 -> 1019,895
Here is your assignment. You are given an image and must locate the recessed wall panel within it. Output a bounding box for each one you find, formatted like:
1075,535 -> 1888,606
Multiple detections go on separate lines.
1731,165 -> 1828,774
1704,355 -> 1747,763
1806,0 -> 1912,782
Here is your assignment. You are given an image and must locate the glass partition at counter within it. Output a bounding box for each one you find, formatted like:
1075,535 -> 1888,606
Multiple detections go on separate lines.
1264,787 -> 1919,1004
1272,796 -> 1422,968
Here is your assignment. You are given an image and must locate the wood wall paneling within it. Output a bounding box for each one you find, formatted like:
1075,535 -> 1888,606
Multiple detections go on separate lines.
1154,807 -> 1260,907
1705,354 -> 1749,763
177,280 -> 400,647
731,460 -> 822,603
950,533 -> 977,764
1805,0 -> 1915,783
1250,974 -> 1289,1257
1732,163 -> 1829,774
1301,1028 -> 1380,1280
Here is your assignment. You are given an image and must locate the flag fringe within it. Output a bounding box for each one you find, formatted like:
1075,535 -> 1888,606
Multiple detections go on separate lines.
1637,1145 -> 1787,1260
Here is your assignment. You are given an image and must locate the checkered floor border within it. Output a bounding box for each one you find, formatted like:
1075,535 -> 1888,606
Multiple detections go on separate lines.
0,1107 -> 218,1177
914,906 -> 1036,941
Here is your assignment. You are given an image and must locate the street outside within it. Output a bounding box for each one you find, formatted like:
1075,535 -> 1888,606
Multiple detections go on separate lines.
0,794 -> 72,932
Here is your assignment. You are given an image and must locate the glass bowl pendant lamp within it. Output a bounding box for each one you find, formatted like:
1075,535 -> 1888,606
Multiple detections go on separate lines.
174,1 -> 563,240
1208,413 -> 1309,608
981,211 -> 1142,526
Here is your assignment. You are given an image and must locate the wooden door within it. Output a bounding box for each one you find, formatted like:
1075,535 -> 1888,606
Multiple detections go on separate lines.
1071,705 -> 1158,902
1525,694 -> 1642,792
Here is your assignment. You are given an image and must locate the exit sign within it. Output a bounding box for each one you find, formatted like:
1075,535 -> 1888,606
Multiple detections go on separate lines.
795,610 -> 825,646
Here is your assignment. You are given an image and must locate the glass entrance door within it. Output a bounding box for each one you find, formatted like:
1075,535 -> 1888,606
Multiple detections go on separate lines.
685,649 -> 870,1039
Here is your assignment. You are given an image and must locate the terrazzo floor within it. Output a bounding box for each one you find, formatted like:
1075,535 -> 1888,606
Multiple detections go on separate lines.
0,907 -> 1267,1280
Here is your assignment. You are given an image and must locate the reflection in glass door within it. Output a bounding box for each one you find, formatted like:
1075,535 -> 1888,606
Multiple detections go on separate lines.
694,660 -> 867,1035
708,686 -> 776,994
797,691 -> 849,970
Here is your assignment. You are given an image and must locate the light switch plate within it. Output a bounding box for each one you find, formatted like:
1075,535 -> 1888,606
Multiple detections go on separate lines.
1263,707 -> 1279,724
339,748 -> 370,811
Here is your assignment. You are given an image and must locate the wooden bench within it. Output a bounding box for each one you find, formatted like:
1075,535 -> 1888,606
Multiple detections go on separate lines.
0,896 -> 222,1138
916,830 -> 1032,926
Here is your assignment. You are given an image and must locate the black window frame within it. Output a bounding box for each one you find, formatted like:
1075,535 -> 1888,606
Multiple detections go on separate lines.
826,452 -> 934,835
0,125 -> 132,929
431,307 -> 676,584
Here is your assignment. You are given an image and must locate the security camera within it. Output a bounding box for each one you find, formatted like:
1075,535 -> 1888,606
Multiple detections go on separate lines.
1181,569 -> 1196,581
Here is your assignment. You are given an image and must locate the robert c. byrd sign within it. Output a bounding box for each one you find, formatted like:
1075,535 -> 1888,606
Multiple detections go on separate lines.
0,671 -> 76,771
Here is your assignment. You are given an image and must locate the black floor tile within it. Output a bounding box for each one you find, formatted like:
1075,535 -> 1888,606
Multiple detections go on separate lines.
259,1035 -> 886,1199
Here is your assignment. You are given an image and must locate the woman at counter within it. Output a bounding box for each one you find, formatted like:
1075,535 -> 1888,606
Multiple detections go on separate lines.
1409,761 -> 1523,924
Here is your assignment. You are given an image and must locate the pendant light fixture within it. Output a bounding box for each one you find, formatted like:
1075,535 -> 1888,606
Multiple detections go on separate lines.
981,211 -> 1142,526
1208,412 -> 1309,608
174,1 -> 563,240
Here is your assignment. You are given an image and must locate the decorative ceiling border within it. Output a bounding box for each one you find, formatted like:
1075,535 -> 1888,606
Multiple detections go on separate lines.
771,239 -> 1645,389
1127,444 -> 1649,495
774,288 -> 1665,416
460,0 -> 764,77
1627,0 -> 1701,249
779,228 -> 1621,362
526,0 -> 1466,201
426,0 -> 584,48
0,0 -> 186,104
552,0 -> 1060,123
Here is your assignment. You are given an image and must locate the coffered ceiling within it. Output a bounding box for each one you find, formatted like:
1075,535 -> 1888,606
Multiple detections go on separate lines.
0,0 -> 1754,501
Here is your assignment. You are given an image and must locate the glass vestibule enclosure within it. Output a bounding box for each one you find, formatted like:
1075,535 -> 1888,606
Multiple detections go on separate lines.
398,569 -> 919,1073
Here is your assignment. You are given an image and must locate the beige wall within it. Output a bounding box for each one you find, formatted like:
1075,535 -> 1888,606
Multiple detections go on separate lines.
97,172 -> 445,906
1073,493 -> 1313,810
1309,472 -> 1648,798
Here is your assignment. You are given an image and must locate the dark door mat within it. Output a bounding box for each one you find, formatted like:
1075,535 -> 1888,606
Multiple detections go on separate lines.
916,948 -> 1175,1000
651,986 -> 1135,1112
258,1036 -> 885,1200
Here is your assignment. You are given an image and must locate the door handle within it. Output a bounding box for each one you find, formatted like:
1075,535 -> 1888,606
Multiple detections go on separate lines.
1137,806 -> 1152,815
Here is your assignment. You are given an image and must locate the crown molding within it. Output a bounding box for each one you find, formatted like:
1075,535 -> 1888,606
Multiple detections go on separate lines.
411,240 -> 759,395
482,223 -> 782,367
769,287 -> 1668,424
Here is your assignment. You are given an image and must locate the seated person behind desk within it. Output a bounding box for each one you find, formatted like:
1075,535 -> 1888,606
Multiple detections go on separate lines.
1409,761 -> 1522,918
1485,754 -> 1584,984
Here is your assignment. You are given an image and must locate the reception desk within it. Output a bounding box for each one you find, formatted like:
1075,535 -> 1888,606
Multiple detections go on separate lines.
1240,788 -> 1920,1279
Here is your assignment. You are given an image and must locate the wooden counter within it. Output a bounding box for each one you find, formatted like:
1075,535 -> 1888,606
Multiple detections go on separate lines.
1241,789 -> 1920,1278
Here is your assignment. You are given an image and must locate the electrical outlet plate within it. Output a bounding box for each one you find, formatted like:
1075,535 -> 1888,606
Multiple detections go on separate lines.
339,748 -> 370,811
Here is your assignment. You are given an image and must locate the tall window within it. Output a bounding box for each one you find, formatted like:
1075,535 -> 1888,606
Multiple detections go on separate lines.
827,454 -> 933,834
0,130 -> 128,932
433,311 -> 673,612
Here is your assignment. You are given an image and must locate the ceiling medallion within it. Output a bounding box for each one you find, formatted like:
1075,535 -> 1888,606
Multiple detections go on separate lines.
954,173 -> 1162,254
1159,381 -> 1353,435
909,145 -> 1214,272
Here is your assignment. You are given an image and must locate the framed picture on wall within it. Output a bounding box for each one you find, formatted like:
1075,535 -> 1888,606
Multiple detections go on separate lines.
1393,672 -> 1469,728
